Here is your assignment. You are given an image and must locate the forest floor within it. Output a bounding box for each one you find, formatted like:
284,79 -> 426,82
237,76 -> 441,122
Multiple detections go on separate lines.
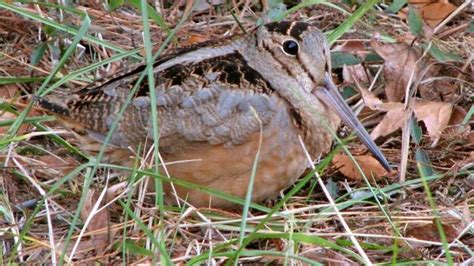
0,0 -> 473,264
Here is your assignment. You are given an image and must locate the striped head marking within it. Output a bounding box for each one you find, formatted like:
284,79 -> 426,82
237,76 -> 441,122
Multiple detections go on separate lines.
243,21 -> 331,95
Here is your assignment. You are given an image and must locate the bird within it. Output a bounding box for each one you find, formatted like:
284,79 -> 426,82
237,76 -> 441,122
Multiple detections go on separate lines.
36,20 -> 391,209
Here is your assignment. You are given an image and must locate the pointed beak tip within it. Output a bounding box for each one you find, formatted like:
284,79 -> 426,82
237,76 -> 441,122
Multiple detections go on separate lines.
318,72 -> 392,174
379,157 -> 392,173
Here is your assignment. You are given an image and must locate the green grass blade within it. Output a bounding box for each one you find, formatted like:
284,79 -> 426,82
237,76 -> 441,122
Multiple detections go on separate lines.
417,152 -> 453,265
0,2 -> 142,60
327,0 -> 379,44
119,200 -> 172,264
2,13 -> 91,148
139,0 -> 168,261
0,76 -> 47,85
7,162 -> 92,264
39,48 -> 140,97
282,0 -> 349,21
235,109 -> 264,262
99,164 -> 272,212
129,0 -> 171,34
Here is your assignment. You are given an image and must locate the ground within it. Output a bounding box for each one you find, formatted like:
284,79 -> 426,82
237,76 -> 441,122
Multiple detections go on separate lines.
0,1 -> 473,265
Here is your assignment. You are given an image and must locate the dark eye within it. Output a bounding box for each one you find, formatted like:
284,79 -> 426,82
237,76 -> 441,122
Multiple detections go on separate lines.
282,40 -> 299,55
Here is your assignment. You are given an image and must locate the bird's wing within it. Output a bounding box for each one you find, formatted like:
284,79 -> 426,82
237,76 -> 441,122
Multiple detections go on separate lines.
38,52 -> 283,153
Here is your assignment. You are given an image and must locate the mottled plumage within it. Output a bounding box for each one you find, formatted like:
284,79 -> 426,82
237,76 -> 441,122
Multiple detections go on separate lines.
38,21 -> 390,208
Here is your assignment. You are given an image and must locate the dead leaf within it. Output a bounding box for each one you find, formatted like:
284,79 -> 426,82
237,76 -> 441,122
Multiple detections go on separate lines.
0,111 -> 32,136
333,40 -> 368,59
420,1 -> 457,27
413,99 -> 453,145
36,155 -> 78,177
371,39 -> 421,102
0,85 -> 26,136
468,132 -> 474,145
106,182 -> 127,201
370,105 -> 406,141
448,106 -> 467,126
358,85 -> 401,111
419,78 -> 458,102
0,84 -> 19,99
332,153 -> 389,181
81,189 -> 111,256
406,220 -> 460,247
408,1 -> 457,28
343,64 -> 370,84
300,246 -> 355,265
408,0 -> 437,4
359,87 -> 454,145
185,33 -> 210,45
440,106 -> 472,144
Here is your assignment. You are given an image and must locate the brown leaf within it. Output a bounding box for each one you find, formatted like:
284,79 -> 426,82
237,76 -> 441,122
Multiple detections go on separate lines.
81,189 -> 111,256
359,87 -> 454,145
413,99 -> 453,145
300,246 -> 355,265
406,220 -> 459,245
370,105 -> 406,140
0,84 -> 19,99
0,112 -> 16,136
468,132 -> 474,145
359,88 -> 406,140
421,1 -> 457,27
408,0 -> 437,4
0,111 -> 31,136
36,155 -> 78,177
419,78 -> 458,102
343,64 -> 370,84
185,33 -> 210,45
448,106 -> 467,126
333,40 -> 368,59
371,39 -> 421,102
333,40 -> 366,52
359,85 -> 391,111
332,153 -> 389,181
0,85 -> 26,136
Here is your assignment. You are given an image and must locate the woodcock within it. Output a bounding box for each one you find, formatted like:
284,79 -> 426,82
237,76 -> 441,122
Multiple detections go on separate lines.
37,21 -> 391,208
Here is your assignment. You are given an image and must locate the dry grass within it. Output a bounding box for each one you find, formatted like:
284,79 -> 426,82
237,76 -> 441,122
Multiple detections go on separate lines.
0,1 -> 472,265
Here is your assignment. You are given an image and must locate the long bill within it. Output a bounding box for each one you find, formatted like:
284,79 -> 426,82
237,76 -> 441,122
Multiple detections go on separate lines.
315,73 -> 391,171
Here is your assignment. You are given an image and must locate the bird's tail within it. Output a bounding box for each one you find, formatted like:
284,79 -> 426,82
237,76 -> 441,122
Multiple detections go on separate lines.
32,93 -> 72,116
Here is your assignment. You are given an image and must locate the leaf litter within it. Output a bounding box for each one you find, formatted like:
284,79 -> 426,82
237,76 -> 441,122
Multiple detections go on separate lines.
1,1 -> 473,264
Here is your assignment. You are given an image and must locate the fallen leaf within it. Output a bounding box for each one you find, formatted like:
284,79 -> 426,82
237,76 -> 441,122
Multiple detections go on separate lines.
0,85 -> 26,136
333,40 -> 368,59
413,99 -> 453,145
419,78 -> 458,102
0,111 -> 31,136
420,1 -> 457,27
332,153 -> 389,181
370,105 -> 406,141
448,106 -> 467,126
358,84 -> 400,111
36,154 -> 78,177
408,0 -> 437,4
359,87 -> 454,146
81,189 -> 111,256
300,246 -> 355,264
0,84 -> 19,99
185,33 -> 210,45
406,219 -> 460,247
343,64 -> 370,84
371,39 -> 421,102
468,132 -> 474,145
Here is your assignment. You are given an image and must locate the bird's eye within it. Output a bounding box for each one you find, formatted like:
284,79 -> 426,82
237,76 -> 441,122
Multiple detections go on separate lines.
282,40 -> 299,56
